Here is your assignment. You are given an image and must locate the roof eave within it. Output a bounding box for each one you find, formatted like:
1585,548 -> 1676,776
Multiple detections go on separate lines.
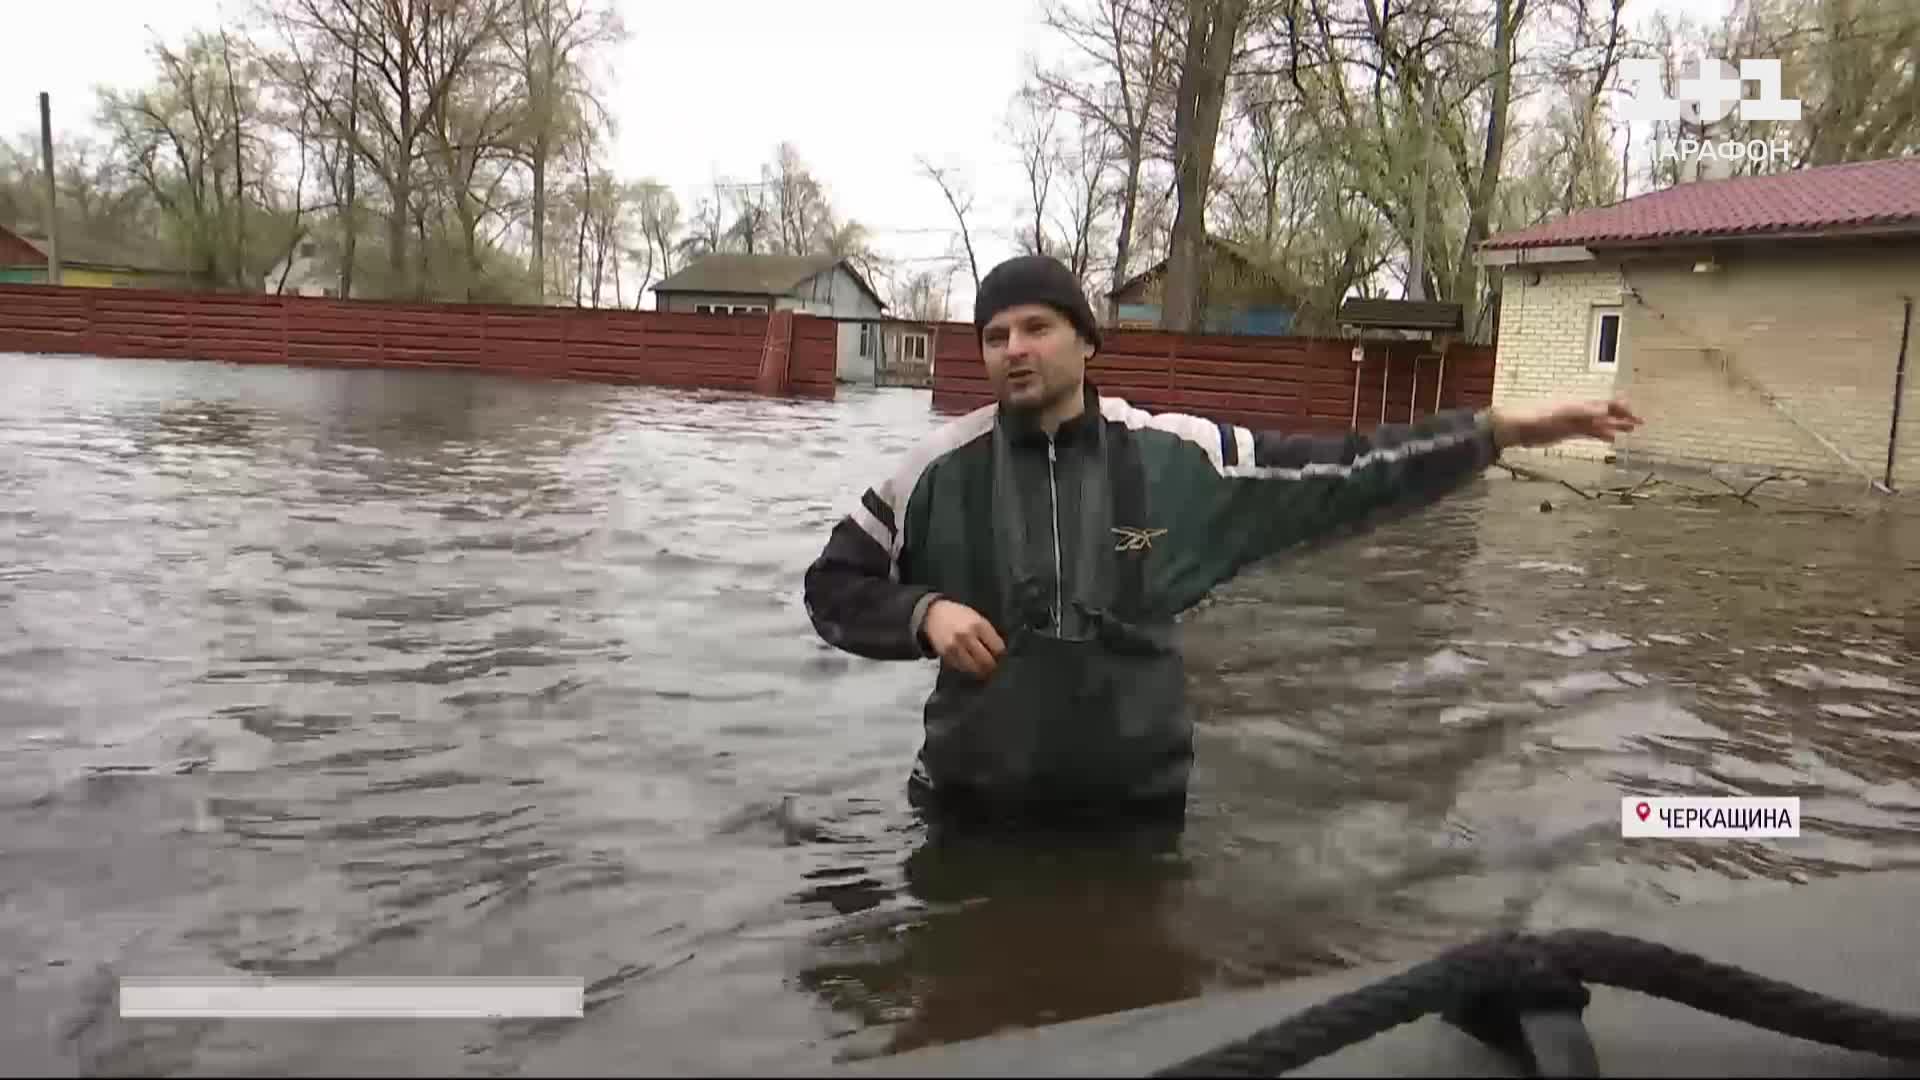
1588,220 -> 1920,249
1475,244 -> 1599,267
1481,219 -> 1920,261
1106,261 -> 1165,298
1337,301 -> 1465,332
830,258 -> 890,313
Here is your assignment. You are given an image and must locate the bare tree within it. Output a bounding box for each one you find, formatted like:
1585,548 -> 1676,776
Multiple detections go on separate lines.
769,142 -> 839,255
220,29 -> 248,284
426,49 -> 521,300
1009,83 -> 1061,257
502,0 -> 625,303
891,268 -> 952,321
265,0 -> 512,299
634,179 -> 680,284
1035,0 -> 1180,319
101,31 -> 274,288
678,190 -> 726,260
726,180 -> 774,254
917,155 -> 981,294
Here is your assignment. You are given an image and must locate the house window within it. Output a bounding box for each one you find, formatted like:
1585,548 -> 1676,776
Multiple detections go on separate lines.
902,333 -> 928,363
695,302 -> 767,315
1590,306 -> 1622,370
859,323 -> 872,358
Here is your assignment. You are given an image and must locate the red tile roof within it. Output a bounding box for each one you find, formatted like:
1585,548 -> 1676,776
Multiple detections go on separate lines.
1481,156 -> 1920,251
0,224 -> 46,265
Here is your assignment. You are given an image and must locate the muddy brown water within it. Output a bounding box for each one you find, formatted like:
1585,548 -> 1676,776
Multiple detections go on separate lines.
2,352 -> 1916,1076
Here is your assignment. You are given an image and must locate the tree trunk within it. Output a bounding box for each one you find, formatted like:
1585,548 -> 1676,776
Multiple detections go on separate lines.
340,26 -> 361,301
388,192 -> 409,300
575,207 -> 588,306
1261,137 -> 1278,252
1162,0 -> 1246,332
1110,146 -> 1142,323
391,82 -> 413,299
531,151 -> 547,303
591,212 -> 607,307
1408,75 -> 1431,301
575,172 -> 590,307
416,211 -> 430,299
463,201 -> 482,301
1449,0 -> 1523,338
222,30 -> 245,291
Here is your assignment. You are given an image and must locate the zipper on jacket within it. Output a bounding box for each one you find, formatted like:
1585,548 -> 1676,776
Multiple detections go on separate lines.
1047,438 -> 1063,630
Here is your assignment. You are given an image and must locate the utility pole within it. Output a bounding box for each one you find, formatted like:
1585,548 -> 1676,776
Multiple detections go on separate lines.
38,92 -> 61,286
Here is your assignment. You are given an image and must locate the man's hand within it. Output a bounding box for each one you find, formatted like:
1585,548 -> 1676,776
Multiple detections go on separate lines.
922,599 -> 1006,679
1491,398 -> 1644,450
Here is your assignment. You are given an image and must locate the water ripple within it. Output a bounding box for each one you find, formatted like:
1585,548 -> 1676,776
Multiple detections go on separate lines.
1,354 -> 1916,1074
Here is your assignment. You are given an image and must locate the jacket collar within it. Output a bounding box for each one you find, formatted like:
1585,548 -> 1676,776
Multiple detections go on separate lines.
997,379 -> 1102,448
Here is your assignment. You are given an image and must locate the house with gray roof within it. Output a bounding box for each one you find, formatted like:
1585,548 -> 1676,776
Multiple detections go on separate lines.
651,253 -> 892,384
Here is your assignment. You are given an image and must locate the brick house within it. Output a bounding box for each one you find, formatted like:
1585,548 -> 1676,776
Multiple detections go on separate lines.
1477,157 -> 1920,490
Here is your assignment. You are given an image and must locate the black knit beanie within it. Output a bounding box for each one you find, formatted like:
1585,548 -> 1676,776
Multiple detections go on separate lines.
973,255 -> 1102,353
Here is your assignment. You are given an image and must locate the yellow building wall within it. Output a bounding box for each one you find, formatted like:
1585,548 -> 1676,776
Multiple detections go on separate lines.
1490,242 -> 1920,487
59,268 -> 129,288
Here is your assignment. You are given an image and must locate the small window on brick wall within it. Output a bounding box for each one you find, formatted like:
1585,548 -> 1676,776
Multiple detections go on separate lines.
1590,306 -> 1622,371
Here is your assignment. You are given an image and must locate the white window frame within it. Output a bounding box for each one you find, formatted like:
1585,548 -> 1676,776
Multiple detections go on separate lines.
694,303 -> 768,315
902,332 -> 929,363
859,323 -> 872,358
1589,305 -> 1623,372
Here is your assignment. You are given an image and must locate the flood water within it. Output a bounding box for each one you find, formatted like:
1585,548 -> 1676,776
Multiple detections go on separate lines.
3,351 -> 1917,1076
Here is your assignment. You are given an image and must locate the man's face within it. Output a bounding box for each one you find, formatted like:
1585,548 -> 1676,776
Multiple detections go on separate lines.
981,303 -> 1092,414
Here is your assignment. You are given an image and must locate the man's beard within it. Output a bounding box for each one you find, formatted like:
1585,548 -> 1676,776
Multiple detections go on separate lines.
999,377 -> 1071,414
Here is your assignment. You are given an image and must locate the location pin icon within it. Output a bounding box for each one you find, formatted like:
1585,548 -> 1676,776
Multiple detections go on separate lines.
1636,801 -> 1651,822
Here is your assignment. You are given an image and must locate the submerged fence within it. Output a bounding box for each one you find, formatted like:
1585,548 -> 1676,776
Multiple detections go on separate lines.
931,323 -> 1496,434
0,285 -> 836,399
0,285 -> 1498,434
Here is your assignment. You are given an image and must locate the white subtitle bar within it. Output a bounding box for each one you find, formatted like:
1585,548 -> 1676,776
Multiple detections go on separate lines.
118,977 -> 584,1019
1621,796 -> 1800,838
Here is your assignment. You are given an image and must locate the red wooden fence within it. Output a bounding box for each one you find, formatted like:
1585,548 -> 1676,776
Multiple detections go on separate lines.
0,285 -> 837,400
932,323 -> 1496,434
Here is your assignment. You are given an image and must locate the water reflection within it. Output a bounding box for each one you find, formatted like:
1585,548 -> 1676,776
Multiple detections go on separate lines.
799,818 -> 1207,1058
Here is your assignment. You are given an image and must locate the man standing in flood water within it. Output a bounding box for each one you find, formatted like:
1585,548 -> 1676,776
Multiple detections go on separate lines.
803,255 -> 1641,829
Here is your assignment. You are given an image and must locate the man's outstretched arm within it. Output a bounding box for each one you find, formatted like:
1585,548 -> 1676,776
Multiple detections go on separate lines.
1148,398 -> 1642,610
803,484 -> 942,662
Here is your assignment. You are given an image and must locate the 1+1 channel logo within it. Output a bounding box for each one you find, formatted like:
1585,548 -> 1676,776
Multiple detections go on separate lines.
1617,56 -> 1803,168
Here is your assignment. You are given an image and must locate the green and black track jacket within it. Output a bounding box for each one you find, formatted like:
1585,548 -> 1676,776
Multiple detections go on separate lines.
803,380 -> 1501,814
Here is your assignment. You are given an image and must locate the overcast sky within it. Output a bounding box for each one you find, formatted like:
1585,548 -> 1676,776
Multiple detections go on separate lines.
4,0 -> 1731,313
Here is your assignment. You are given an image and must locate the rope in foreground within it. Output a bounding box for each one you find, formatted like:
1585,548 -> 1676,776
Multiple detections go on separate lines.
1150,929 -> 1920,1078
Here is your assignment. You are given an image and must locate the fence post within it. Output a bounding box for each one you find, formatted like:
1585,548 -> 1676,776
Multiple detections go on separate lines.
757,311 -> 796,397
